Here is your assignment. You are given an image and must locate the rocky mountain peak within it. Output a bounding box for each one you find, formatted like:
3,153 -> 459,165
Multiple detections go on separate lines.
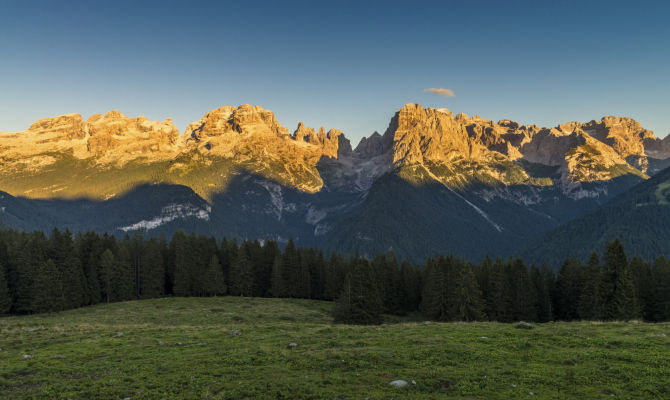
27,113 -> 87,140
389,103 -> 487,166
104,110 -> 127,119
293,122 -> 319,143
185,105 -> 290,143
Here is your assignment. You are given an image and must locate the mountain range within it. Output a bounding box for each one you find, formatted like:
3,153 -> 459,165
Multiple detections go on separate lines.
1,103 -> 669,263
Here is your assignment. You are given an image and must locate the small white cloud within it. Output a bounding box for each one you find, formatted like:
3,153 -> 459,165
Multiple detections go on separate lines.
424,88 -> 455,97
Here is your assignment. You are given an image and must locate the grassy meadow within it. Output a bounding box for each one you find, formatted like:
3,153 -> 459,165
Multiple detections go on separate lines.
1,297 -> 668,399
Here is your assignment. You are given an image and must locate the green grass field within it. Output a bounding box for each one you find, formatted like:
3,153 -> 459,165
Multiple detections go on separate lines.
1,297 -> 668,399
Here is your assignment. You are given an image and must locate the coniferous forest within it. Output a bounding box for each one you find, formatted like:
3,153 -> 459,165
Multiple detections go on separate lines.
1,228 -> 669,325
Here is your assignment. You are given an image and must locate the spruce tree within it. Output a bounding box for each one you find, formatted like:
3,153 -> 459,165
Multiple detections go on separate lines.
113,245 -> 135,301
503,258 -> 537,322
49,228 -> 87,309
282,239 -> 301,298
629,256 -> 653,320
324,253 -> 345,301
600,239 -> 638,320
257,241 -> 279,297
270,254 -> 287,297
0,263 -> 11,314
483,257 -> 506,321
99,249 -> 115,303
531,264 -> 554,322
230,247 -> 254,296
650,257 -> 670,321
203,254 -> 226,296
420,258 -> 451,321
170,231 -> 191,296
31,259 -> 64,313
451,263 -> 485,321
333,257 -> 382,325
12,234 -> 47,314
554,257 -> 583,320
141,240 -> 165,298
577,252 -> 601,320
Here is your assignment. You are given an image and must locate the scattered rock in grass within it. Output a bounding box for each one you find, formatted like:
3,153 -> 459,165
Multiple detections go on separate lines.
661,333 -> 667,337
175,342 -> 183,346
184,342 -> 208,348
511,384 -> 517,387
411,380 -> 416,385
389,380 -> 408,388
53,354 -> 66,359
112,332 -> 124,338
158,341 -> 164,346
22,354 -> 34,359
529,392 -> 534,395
479,336 -> 489,340
23,327 -> 39,332
287,342 -> 299,349
516,321 -> 534,330
230,330 -> 241,336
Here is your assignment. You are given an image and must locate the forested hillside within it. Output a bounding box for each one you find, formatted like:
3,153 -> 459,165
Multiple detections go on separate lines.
1,228 -> 668,324
523,165 -> 670,265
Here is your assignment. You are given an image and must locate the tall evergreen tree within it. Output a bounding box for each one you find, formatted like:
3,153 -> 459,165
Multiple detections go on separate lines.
554,257 -> 583,321
270,254 -> 287,298
324,253 -> 346,301
170,231 -> 191,297
49,228 -> 87,309
113,245 -> 135,301
650,257 -> 670,321
451,263 -> 485,321
99,249 -> 115,303
399,260 -> 421,313
420,258 -> 451,321
503,258 -> 537,322
140,240 -> 165,298
600,239 -> 638,320
31,259 -> 64,313
230,245 -> 254,296
12,233 -> 47,313
203,254 -> 226,296
577,252 -> 601,320
0,263 -> 11,314
482,257 -> 506,321
531,264 -> 554,322
282,239 -> 301,298
333,257 -> 383,325
629,256 -> 653,320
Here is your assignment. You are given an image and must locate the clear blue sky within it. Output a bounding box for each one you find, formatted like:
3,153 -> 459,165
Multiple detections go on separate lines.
1,0 -> 668,144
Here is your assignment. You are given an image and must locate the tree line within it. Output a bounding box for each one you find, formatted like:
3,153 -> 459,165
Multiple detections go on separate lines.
0,228 -> 668,325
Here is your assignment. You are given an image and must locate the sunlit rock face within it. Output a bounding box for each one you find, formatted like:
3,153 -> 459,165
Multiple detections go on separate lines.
0,103 -> 666,263
0,105 -> 350,199
365,103 -> 654,192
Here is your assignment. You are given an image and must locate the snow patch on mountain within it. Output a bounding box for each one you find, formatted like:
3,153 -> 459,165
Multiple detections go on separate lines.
256,180 -> 284,220
305,206 -> 327,225
118,203 -> 211,232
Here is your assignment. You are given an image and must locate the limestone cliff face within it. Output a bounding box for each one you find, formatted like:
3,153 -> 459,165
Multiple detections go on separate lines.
388,103 -> 488,166
363,103 -> 657,192
0,105 -> 350,199
582,116 -> 653,158
644,134 -> 670,159
85,111 -> 181,164
179,105 -> 348,193
0,111 -> 180,171
0,103 -> 664,202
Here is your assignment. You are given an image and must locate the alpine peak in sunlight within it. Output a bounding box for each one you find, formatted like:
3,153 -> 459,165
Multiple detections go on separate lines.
1,103 -> 669,262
